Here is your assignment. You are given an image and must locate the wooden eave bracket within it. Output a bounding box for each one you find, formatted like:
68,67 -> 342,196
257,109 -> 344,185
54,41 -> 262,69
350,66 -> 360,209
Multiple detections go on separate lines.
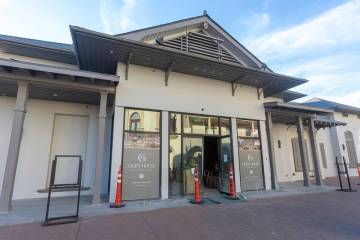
125,51 -> 133,80
231,75 -> 245,96
0,65 -> 13,73
257,81 -> 273,100
165,60 -> 175,86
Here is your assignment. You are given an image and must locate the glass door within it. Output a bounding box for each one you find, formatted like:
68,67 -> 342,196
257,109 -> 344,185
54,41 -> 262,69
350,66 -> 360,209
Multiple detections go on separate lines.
182,137 -> 203,195
218,136 -> 232,193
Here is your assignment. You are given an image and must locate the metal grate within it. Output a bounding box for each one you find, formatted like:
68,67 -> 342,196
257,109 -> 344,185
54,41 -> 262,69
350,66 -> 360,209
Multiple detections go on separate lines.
160,31 -> 240,64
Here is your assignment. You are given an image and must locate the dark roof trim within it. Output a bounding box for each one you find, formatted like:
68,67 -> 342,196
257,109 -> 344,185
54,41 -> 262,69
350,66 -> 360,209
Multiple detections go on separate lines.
115,14 -> 265,69
264,101 -> 333,114
0,58 -> 119,83
0,34 -> 77,65
70,25 -> 307,97
115,15 -> 205,38
304,98 -> 360,115
273,90 -> 307,102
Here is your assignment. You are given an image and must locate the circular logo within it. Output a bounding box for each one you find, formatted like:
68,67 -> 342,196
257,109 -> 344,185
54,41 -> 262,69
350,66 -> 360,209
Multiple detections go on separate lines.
137,153 -> 146,163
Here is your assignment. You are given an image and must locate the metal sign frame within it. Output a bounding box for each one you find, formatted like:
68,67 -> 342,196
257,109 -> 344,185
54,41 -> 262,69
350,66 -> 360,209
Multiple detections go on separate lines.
43,155 -> 83,226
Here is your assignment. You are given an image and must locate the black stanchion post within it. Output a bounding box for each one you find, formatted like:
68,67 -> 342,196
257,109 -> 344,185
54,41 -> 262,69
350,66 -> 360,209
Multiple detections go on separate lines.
336,157 -> 344,191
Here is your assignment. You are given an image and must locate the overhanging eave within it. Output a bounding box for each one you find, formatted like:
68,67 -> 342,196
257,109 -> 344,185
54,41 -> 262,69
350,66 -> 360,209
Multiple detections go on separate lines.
70,26 -> 308,97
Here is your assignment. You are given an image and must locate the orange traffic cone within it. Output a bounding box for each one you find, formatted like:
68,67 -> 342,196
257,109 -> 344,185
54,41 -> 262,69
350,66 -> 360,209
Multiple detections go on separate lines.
190,163 -> 204,204
110,165 -> 125,208
226,164 -> 239,200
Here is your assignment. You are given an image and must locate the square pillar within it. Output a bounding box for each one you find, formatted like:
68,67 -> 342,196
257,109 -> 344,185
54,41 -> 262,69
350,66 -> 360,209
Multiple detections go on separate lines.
309,117 -> 322,185
161,111 -> 169,199
296,116 -> 310,186
109,106 -> 125,203
265,112 -> 279,190
259,120 -> 272,190
231,118 -> 241,193
0,82 -> 29,212
92,91 -> 108,204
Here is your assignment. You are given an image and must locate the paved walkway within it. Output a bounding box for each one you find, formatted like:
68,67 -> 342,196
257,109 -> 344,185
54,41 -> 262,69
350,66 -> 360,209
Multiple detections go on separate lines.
0,178 -> 359,240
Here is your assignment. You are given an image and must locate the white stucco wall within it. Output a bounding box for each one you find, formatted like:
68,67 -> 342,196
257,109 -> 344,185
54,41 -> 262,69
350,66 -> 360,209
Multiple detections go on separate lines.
0,96 -> 112,200
112,63 -> 271,198
333,112 -> 360,176
116,63 -> 266,120
272,123 -> 316,183
317,127 -> 337,178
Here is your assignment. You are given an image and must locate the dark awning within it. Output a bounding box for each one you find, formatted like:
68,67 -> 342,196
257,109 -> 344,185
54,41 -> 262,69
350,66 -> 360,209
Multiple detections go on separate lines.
0,58 -> 119,86
264,102 -> 345,128
70,26 -> 308,97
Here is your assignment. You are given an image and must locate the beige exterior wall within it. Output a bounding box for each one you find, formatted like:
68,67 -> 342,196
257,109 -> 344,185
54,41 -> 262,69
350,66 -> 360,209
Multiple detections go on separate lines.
112,63 -> 271,198
272,123 -> 316,183
0,96 -> 112,200
333,112 -> 360,176
116,63 -> 266,120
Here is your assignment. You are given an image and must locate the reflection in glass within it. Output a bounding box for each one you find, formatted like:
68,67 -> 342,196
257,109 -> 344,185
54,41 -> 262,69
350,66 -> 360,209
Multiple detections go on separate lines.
182,137 -> 203,194
238,138 -> 261,151
169,135 -> 182,196
124,109 -> 160,132
183,115 -> 219,135
220,118 -> 231,136
237,119 -> 258,138
124,132 -> 160,148
169,113 -> 181,134
219,137 -> 232,193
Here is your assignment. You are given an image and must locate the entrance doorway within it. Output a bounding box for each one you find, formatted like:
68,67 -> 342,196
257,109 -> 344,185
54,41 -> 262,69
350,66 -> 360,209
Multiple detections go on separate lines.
168,113 -> 233,198
181,136 -> 232,196
203,136 -> 220,195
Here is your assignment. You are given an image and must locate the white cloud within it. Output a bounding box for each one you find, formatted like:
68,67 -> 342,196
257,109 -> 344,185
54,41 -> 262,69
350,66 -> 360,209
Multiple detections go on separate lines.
246,1 -> 360,60
326,90 -> 360,108
100,0 -> 139,34
240,13 -> 270,34
0,0 -> 11,8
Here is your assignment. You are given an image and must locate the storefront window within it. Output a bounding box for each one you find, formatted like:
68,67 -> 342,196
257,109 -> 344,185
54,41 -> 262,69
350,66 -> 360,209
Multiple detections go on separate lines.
122,109 -> 161,200
183,115 -> 219,135
169,135 -> 182,196
236,119 -> 258,138
220,117 -> 231,136
237,119 -> 264,191
169,113 -> 181,134
124,109 -> 160,132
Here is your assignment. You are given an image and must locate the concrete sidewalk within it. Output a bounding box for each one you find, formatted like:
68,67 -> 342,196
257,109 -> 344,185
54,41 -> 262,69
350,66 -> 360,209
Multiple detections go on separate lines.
0,181 -> 337,226
1,185 -> 360,240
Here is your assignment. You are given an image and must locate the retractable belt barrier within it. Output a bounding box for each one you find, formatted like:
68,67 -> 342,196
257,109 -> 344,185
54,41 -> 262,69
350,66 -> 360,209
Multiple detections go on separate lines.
43,155 -> 83,226
335,156 -> 356,192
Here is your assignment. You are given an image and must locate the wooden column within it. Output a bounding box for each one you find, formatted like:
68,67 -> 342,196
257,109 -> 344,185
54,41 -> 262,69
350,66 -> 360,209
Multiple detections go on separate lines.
161,111 -> 169,199
231,118 -> 241,193
309,117 -> 322,185
296,116 -> 310,186
92,91 -> 108,204
265,112 -> 279,190
0,82 -> 29,212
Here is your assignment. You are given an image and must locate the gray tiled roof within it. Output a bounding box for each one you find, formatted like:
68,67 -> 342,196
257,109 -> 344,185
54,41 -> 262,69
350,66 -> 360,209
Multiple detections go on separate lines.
303,98 -> 360,114
0,34 -> 74,52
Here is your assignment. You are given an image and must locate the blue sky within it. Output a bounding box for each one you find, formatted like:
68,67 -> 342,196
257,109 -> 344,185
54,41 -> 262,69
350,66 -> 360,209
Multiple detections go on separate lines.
0,0 -> 359,106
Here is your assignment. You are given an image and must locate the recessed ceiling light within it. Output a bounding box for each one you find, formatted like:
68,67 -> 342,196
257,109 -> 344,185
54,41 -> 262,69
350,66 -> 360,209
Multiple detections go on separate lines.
109,50 -> 114,54
1,93 -> 7,96
53,93 -> 58,97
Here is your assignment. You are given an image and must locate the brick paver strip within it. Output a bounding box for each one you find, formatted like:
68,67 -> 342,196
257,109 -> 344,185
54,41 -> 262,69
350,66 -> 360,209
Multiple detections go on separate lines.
1,178 -> 360,240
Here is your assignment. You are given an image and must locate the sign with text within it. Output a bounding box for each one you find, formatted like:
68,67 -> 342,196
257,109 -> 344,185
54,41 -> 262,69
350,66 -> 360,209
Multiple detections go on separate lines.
238,138 -> 264,191
122,133 -> 160,200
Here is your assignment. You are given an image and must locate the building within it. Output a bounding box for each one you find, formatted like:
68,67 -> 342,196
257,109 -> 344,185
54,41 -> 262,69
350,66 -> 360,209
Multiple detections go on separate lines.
0,14 -> 358,212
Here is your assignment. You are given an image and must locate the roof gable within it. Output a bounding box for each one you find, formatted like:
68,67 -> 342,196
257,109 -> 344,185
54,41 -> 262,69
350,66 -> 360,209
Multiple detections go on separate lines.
115,14 -> 266,69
